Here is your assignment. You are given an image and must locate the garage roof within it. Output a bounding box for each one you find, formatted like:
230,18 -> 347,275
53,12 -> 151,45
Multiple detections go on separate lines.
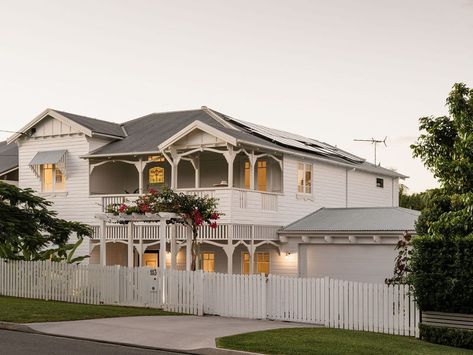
281,207 -> 420,233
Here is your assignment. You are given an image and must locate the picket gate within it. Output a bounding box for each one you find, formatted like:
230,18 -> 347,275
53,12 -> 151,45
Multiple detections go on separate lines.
0,259 -> 419,336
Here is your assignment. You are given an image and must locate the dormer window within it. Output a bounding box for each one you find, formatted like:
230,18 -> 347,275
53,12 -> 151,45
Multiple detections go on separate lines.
376,178 -> 384,188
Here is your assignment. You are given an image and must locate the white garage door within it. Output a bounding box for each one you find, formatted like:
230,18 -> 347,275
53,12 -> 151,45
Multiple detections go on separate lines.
300,244 -> 397,284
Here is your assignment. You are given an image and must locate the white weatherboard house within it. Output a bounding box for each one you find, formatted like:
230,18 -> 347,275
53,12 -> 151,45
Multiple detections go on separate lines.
4,107 -> 417,283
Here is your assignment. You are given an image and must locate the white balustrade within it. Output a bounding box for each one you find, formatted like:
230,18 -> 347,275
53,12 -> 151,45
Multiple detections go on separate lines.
101,194 -> 140,212
261,192 -> 278,211
90,223 -> 281,241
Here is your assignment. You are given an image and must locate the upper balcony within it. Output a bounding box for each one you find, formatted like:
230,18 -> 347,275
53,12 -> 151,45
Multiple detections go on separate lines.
88,143 -> 284,222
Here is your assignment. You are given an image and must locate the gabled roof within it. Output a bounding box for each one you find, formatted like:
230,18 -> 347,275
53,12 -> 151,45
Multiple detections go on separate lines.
10,106 -> 407,178
7,109 -> 124,143
54,110 -> 125,138
87,108 -> 283,156
280,207 -> 420,233
157,120 -> 238,150
0,141 -> 18,175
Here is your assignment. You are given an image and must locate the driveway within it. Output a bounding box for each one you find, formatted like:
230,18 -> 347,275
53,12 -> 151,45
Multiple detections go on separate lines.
27,315 -> 315,351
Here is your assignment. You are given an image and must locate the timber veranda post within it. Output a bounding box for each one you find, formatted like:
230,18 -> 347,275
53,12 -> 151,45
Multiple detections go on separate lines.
159,220 -> 167,305
127,221 -> 134,268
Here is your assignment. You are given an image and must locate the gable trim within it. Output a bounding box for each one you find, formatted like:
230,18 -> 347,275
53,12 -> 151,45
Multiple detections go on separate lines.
157,120 -> 238,151
7,109 -> 93,144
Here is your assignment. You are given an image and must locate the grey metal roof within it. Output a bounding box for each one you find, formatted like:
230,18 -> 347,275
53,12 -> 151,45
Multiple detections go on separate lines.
58,106 -> 405,178
0,141 -> 18,175
54,110 -> 125,138
281,207 -> 420,233
90,109 -> 223,155
89,109 -> 282,155
29,150 -> 67,165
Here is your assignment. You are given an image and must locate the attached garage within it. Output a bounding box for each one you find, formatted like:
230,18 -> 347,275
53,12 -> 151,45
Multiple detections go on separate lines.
279,207 -> 420,283
299,244 -> 398,283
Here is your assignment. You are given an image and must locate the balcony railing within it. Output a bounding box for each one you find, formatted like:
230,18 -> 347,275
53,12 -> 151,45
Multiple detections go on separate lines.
98,188 -> 279,212
90,223 -> 281,241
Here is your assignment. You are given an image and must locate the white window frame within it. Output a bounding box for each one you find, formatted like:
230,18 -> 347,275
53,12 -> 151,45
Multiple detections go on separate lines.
40,163 -> 65,192
297,162 -> 313,195
201,251 -> 215,273
241,251 -> 271,275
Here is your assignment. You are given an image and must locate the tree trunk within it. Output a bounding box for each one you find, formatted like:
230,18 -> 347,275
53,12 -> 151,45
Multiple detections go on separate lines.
190,228 -> 198,271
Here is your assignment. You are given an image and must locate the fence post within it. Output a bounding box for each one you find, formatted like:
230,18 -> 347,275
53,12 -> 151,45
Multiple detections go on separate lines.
324,276 -> 330,327
115,265 -> 120,304
262,274 -> 267,320
100,220 -> 107,266
198,270 -> 204,316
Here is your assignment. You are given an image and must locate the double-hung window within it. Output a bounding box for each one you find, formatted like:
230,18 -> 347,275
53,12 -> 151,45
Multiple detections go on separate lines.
41,164 -> 65,192
297,162 -> 312,194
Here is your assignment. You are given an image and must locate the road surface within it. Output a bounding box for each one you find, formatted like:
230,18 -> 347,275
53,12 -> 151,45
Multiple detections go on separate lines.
0,329 -> 183,355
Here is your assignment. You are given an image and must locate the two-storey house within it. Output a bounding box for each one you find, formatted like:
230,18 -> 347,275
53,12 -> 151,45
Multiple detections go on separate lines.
4,107 -> 417,283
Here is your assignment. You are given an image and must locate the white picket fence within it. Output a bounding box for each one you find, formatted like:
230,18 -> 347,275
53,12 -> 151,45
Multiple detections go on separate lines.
0,259 -> 419,336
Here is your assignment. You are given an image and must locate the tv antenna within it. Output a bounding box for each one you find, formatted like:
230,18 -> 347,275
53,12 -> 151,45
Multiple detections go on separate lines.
354,137 -> 387,165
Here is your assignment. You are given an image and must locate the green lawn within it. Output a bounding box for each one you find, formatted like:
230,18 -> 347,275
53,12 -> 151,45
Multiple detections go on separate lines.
216,327 -> 473,355
0,296 -> 179,323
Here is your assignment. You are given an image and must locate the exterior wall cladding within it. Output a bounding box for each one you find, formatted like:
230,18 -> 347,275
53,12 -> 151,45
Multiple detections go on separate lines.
15,114 -> 400,275
18,132 -> 399,257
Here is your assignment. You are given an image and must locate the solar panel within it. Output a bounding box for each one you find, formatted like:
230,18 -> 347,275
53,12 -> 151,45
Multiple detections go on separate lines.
226,116 -> 365,163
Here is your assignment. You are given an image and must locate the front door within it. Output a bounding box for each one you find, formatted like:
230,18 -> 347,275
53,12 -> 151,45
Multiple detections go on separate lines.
143,251 -> 159,267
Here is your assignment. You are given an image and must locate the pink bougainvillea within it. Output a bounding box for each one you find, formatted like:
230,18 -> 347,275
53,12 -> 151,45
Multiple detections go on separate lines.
107,187 -> 222,271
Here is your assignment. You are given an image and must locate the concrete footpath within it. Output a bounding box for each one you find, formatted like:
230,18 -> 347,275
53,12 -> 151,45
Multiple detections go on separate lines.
27,315 -> 314,353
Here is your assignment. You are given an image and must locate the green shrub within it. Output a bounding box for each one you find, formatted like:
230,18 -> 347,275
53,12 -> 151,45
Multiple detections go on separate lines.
410,235 -> 473,313
420,324 -> 473,350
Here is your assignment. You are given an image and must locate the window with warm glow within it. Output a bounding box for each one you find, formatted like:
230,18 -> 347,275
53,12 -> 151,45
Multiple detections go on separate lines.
148,155 -> 165,162
257,160 -> 267,191
202,252 -> 215,272
297,162 -> 312,194
242,252 -> 270,275
242,252 -> 250,274
244,161 -> 250,189
149,166 -> 165,184
40,164 -> 65,192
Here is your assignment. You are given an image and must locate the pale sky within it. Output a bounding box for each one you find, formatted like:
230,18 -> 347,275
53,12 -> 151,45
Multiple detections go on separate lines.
1,0 -> 472,192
